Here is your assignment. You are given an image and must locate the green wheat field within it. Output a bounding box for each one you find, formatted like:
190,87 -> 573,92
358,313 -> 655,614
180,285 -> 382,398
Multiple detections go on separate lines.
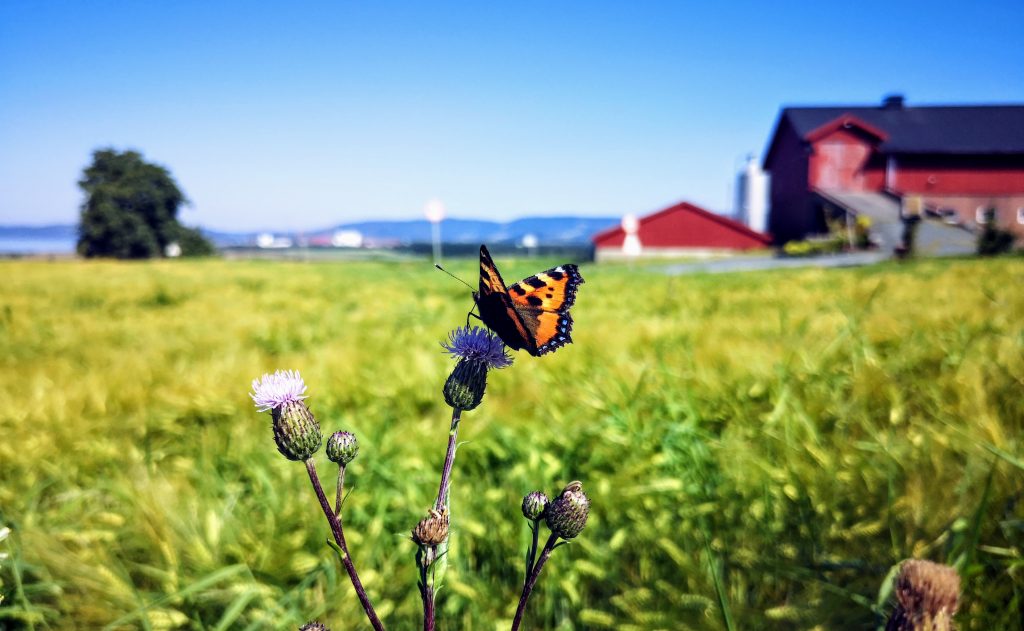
1,255 -> 1022,630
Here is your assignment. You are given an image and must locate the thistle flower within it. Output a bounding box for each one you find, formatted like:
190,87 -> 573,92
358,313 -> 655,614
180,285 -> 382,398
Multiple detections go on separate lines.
299,623 -> 329,631
250,370 -> 308,412
441,326 -> 513,368
886,559 -> 960,631
441,326 -> 512,410
545,481 -> 590,540
521,491 -> 549,521
326,430 -> 359,466
251,370 -> 321,461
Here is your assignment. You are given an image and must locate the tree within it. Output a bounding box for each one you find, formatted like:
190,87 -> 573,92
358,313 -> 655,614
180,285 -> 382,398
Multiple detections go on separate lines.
77,148 -> 215,258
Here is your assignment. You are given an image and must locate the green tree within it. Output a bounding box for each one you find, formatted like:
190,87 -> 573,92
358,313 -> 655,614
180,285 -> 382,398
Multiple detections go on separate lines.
77,148 -> 215,258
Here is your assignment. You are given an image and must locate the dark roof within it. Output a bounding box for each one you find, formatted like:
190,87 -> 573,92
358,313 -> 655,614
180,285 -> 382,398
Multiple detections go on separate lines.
764,102 -> 1024,166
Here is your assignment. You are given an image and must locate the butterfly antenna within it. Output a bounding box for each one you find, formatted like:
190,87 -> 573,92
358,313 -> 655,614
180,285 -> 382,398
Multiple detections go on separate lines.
435,263 -> 475,291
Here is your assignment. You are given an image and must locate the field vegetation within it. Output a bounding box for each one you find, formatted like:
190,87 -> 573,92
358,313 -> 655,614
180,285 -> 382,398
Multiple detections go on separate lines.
0,256 -> 1022,629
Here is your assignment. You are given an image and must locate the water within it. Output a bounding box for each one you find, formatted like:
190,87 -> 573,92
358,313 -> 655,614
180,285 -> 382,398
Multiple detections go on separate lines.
0,238 -> 77,255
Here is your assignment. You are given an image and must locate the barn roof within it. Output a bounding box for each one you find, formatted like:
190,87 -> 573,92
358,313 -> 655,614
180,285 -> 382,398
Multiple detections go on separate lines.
764,98 -> 1024,167
592,201 -> 770,247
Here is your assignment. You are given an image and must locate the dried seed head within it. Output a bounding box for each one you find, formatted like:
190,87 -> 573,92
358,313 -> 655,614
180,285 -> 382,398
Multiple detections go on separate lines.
521,491 -> 549,521
299,623 -> 329,631
271,400 -> 322,461
545,481 -> 590,540
412,508 -> 450,547
326,431 -> 359,466
887,559 -> 960,631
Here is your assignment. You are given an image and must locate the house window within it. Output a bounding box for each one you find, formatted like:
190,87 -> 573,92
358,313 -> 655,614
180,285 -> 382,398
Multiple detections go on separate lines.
976,206 -> 992,224
1017,208 -> 1024,224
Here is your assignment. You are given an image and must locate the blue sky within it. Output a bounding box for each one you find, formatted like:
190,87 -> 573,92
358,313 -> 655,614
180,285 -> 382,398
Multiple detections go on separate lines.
1,1 -> 1022,231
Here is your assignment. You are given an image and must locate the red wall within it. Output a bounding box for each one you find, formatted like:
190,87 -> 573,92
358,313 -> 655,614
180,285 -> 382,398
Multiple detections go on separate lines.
808,128 -> 876,191
807,130 -> 1024,196
892,155 -> 1024,194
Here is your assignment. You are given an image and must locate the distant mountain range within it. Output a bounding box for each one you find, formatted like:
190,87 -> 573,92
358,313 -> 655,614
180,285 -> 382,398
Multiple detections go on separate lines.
0,224 -> 78,239
1,216 -> 621,249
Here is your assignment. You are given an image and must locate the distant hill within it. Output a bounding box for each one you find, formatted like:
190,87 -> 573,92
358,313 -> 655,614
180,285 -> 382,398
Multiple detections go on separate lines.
0,224 -> 77,239
311,216 -> 619,246
1,216 -> 620,249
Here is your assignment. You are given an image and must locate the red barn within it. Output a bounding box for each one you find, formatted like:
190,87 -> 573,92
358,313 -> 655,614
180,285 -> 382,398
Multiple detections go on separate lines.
591,201 -> 770,261
762,96 -> 1024,246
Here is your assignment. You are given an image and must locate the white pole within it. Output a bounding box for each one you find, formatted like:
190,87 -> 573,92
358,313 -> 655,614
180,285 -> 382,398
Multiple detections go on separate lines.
431,220 -> 441,265
424,198 -> 446,265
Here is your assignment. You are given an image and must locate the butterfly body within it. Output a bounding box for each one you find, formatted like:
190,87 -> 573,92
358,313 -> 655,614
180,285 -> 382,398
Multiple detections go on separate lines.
474,245 -> 583,356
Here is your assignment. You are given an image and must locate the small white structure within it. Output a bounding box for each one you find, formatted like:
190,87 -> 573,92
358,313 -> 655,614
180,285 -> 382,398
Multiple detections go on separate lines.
621,213 -> 642,257
735,154 -> 769,234
256,233 -> 293,249
520,233 -> 539,256
164,242 -> 182,258
331,230 -> 364,248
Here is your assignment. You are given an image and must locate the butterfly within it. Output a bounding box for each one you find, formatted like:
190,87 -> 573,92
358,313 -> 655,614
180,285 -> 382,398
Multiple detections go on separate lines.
473,244 -> 584,356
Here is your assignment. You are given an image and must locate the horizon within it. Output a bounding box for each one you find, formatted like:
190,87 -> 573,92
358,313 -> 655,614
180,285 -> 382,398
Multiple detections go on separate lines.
2,1 -> 1023,232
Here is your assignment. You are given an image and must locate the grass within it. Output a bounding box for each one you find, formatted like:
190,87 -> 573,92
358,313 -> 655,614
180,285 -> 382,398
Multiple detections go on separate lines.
0,255 -> 1022,630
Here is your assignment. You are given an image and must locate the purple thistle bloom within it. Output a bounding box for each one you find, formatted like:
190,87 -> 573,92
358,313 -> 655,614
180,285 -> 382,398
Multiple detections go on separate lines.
250,369 -> 308,411
441,326 -> 513,369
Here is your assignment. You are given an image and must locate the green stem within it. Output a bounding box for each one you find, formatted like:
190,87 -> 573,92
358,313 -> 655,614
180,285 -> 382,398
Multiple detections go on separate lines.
511,532 -> 559,631
334,464 -> 346,517
305,458 -> 385,631
525,520 -> 541,583
433,408 -> 463,509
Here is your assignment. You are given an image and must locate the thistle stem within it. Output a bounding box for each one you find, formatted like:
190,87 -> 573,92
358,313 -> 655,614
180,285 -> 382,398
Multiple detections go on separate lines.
420,563 -> 435,631
305,458 -> 385,631
525,521 -> 541,583
334,465 -> 347,517
511,532 -> 559,631
433,408 -> 462,509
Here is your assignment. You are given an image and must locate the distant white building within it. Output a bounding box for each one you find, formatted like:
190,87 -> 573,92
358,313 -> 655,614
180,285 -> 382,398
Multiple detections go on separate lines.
256,233 -> 293,249
331,230 -> 364,248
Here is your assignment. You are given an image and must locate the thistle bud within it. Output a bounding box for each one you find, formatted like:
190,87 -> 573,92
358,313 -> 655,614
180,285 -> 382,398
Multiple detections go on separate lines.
545,481 -> 590,540
299,623 -> 329,631
440,326 -> 512,411
887,559 -> 960,631
521,491 -> 549,521
412,508 -> 450,547
443,359 -> 488,410
271,400 -> 322,461
326,431 -> 359,466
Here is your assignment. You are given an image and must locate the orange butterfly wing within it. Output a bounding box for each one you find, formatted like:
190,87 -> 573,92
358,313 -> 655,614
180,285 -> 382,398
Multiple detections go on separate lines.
477,245 -> 538,354
477,245 -> 584,356
506,265 -> 583,355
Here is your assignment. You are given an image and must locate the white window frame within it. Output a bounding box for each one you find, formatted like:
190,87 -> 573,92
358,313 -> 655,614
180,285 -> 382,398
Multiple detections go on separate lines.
1017,207 -> 1024,224
976,206 -> 990,224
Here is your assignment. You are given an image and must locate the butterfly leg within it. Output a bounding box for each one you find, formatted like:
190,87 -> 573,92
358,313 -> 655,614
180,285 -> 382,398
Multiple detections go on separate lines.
466,307 -> 482,328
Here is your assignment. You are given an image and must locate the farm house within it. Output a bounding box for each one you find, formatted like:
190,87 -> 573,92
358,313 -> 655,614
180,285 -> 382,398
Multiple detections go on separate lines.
591,201 -> 771,261
763,95 -> 1024,250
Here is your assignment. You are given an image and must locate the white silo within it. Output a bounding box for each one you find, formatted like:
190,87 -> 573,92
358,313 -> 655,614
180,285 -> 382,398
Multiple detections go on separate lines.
735,154 -> 768,233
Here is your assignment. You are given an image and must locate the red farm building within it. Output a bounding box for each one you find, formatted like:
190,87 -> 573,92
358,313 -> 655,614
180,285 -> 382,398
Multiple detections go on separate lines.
762,95 -> 1024,250
591,201 -> 770,261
